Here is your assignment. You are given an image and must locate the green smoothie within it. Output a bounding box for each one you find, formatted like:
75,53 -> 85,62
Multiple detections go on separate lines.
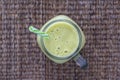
29,15 -> 87,66
43,22 -> 79,57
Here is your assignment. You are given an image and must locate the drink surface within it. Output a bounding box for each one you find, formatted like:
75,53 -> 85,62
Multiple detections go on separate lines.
43,21 -> 79,57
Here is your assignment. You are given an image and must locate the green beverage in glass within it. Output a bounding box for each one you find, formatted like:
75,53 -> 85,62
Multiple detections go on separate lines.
29,15 -> 87,68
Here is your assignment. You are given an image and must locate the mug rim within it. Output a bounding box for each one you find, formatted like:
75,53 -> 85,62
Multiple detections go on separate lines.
40,19 -> 82,60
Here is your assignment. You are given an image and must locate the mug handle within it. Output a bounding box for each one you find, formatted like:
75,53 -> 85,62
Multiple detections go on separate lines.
73,54 -> 88,69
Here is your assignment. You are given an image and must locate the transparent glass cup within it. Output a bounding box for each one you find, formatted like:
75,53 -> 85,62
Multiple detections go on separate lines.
37,15 -> 87,68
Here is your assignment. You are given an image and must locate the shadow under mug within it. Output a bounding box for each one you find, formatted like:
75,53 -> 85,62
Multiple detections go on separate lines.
37,15 -> 87,68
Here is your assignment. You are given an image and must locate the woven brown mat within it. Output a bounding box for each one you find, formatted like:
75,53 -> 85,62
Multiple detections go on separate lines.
0,0 -> 120,80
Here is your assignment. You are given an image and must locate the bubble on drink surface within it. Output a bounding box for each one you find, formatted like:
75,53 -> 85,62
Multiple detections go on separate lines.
58,36 -> 61,39
64,49 -> 68,53
55,46 -> 61,50
57,47 -> 60,50
55,38 -> 57,40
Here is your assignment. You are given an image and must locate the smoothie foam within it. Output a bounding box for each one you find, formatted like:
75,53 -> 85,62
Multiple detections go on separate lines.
44,22 -> 79,57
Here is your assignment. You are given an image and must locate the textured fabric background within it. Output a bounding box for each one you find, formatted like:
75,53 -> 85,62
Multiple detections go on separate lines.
0,0 -> 120,80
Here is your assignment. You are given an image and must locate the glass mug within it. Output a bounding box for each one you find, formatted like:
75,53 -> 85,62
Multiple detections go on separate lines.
37,15 -> 87,68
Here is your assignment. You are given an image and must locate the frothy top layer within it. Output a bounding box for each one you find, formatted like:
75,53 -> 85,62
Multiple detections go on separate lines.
43,22 -> 79,57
